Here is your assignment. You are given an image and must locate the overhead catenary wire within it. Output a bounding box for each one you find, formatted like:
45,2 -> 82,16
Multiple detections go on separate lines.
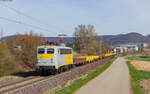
0,17 -> 58,35
0,2 -> 65,33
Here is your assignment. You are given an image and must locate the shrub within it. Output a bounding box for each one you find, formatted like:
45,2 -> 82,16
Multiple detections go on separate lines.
0,44 -> 21,77
8,32 -> 44,70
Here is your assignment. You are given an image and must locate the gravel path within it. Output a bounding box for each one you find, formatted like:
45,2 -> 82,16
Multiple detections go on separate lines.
75,57 -> 132,94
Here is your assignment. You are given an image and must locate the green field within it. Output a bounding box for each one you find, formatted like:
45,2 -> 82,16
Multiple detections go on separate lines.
126,56 -> 150,62
127,61 -> 150,94
51,58 -> 116,94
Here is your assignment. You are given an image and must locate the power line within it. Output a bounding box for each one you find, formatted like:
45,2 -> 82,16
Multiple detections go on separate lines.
0,17 -> 57,35
0,2 -> 65,33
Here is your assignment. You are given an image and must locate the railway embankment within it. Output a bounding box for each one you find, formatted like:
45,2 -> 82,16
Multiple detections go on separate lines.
0,56 -> 115,94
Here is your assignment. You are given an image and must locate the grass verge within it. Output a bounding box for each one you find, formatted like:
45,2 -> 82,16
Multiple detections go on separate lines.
126,56 -> 150,62
126,61 -> 150,94
51,58 -> 116,94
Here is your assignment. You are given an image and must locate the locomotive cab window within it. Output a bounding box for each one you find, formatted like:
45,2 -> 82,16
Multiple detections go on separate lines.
38,48 -> 45,54
47,48 -> 54,54
60,49 -> 72,54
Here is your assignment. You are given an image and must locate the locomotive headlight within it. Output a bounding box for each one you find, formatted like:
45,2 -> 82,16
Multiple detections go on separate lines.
38,59 -> 42,63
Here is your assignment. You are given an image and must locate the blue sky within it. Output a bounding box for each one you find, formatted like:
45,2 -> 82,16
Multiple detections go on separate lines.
0,0 -> 149,37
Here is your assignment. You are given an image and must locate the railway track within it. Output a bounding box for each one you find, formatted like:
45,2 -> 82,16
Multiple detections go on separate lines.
0,76 -> 43,94
0,67 -> 80,94
0,56 -> 114,94
0,76 -> 37,88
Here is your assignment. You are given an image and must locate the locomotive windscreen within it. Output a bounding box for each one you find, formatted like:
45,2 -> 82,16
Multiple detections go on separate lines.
47,48 -> 54,54
38,48 -> 45,54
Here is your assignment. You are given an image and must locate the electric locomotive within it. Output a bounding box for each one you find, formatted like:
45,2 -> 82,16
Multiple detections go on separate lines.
35,45 -> 73,74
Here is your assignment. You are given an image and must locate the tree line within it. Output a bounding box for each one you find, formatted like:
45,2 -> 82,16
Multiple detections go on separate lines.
0,24 -> 111,77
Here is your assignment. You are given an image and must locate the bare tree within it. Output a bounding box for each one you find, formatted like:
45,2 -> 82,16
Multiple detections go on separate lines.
7,31 -> 45,70
73,24 -> 99,55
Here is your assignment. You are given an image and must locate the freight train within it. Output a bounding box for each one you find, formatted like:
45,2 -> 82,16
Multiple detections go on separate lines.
35,45 -> 115,74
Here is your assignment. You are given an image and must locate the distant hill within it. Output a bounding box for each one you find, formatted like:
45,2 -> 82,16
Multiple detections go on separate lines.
2,32 -> 150,46
100,32 -> 150,46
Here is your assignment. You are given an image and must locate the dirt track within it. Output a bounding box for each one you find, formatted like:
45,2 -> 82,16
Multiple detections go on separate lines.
75,57 -> 132,94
